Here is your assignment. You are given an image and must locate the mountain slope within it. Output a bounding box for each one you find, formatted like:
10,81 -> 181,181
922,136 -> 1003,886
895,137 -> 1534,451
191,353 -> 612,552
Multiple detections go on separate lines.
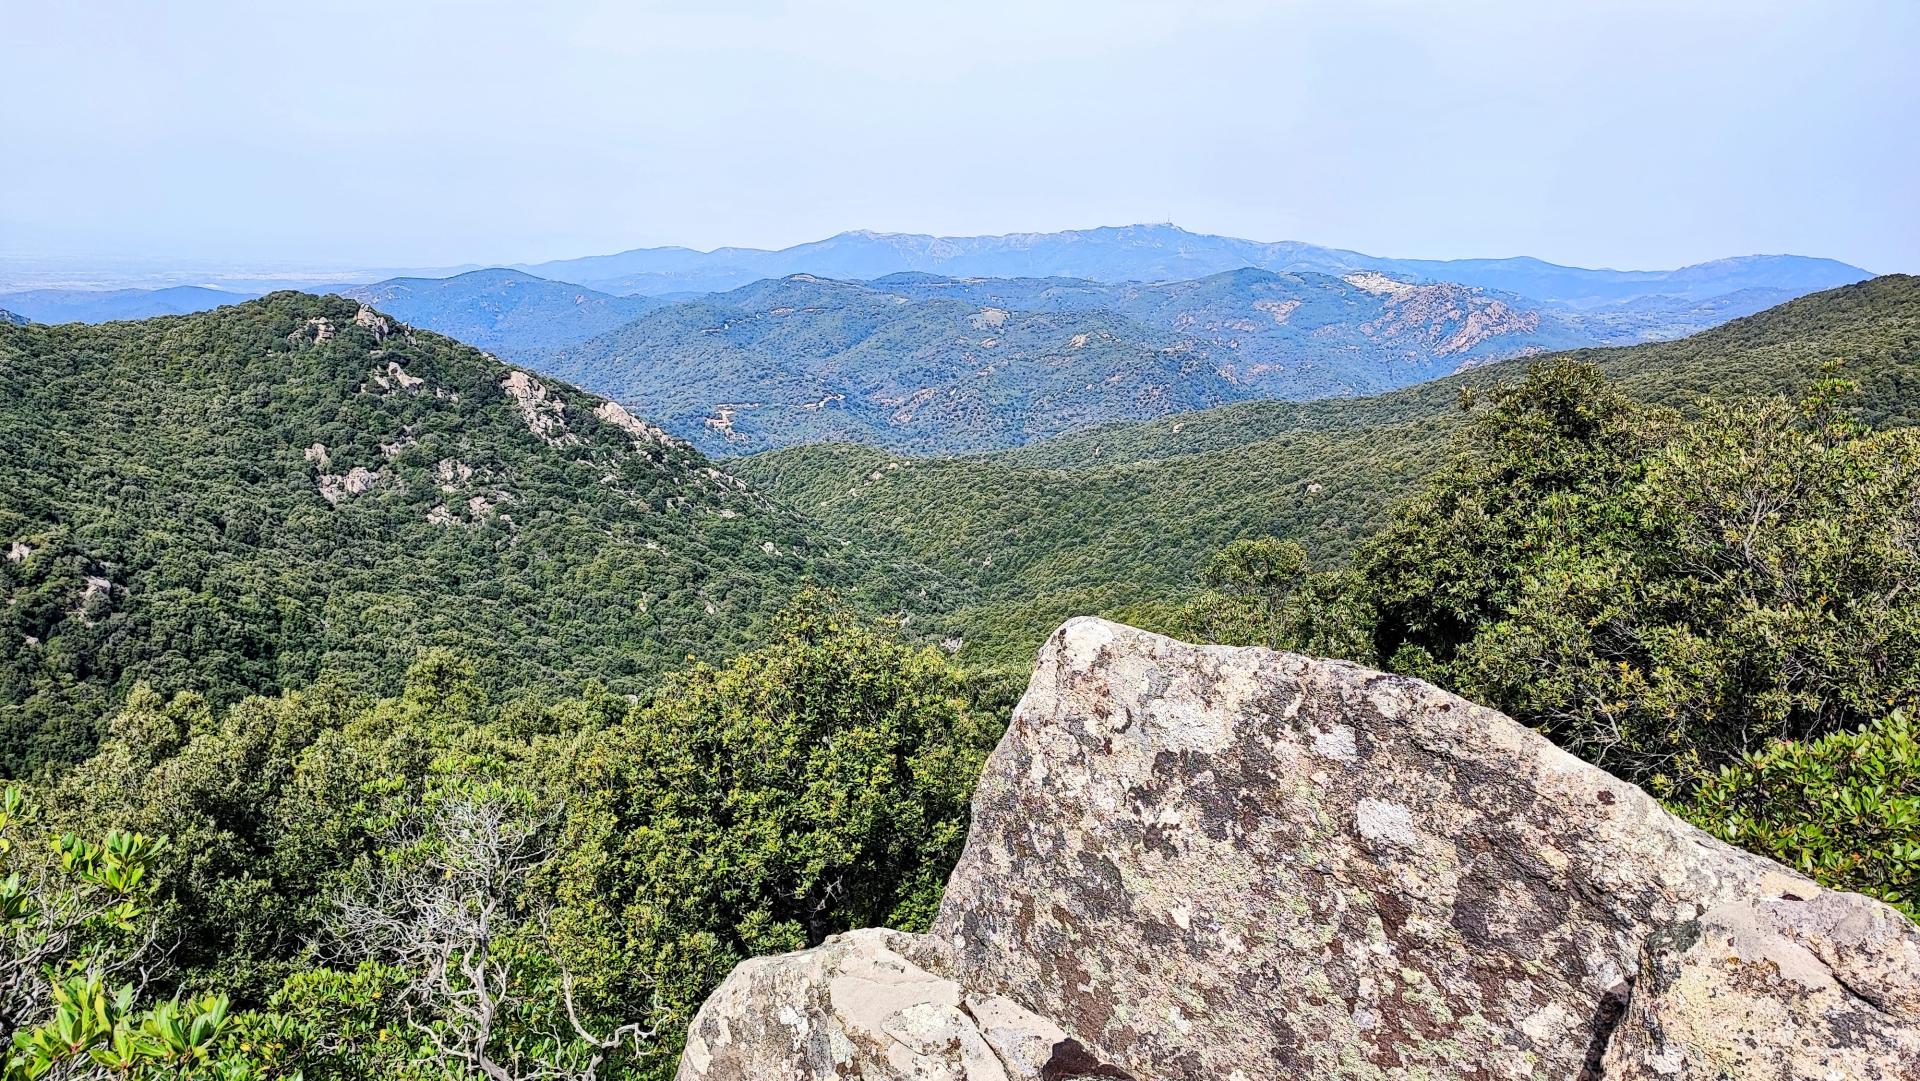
735,276 -> 1920,667
1008,273 -> 1920,468
524,223 -> 1872,305
871,268 -> 1598,390
337,268 -> 661,356
537,269 -> 1608,453
0,285 -> 257,324
538,275 -> 1244,454
0,310 -> 24,327
0,293 -> 934,773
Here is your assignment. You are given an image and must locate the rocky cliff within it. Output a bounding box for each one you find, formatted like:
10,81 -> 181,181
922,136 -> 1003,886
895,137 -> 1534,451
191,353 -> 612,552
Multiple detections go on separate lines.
676,619 -> 1920,1080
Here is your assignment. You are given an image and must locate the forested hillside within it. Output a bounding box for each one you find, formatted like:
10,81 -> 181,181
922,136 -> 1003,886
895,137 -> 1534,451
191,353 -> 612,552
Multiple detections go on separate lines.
539,275 -> 1238,454
540,269 -> 1605,454
338,268 -> 662,356
538,261 -> 1869,457
738,275 -> 1920,667
4,277 -> 1917,1081
0,293 -> 943,774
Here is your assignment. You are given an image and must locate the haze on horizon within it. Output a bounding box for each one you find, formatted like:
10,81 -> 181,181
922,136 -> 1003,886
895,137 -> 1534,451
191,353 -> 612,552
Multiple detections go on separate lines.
2,0 -> 1915,275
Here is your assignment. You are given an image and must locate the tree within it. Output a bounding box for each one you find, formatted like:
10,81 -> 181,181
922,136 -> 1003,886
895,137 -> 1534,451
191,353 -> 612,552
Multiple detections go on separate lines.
1355,359 -> 1660,680
539,597 -> 1001,1076
321,780 -> 656,1081
1339,360 -> 1920,783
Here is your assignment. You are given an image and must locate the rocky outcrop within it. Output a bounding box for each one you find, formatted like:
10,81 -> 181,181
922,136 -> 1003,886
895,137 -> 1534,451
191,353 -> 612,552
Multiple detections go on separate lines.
1600,892 -> 1920,1078
352,304 -> 394,342
501,370 -> 574,445
679,619 -> 1920,1080
288,316 -> 335,344
317,466 -> 382,505
370,360 -> 426,393
1346,275 -> 1543,359
677,929 -> 1101,1081
595,400 -> 677,448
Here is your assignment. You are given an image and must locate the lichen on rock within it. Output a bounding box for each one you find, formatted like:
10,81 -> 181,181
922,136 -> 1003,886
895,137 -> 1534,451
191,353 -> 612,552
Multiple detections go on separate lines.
1600,891 -> 1920,1078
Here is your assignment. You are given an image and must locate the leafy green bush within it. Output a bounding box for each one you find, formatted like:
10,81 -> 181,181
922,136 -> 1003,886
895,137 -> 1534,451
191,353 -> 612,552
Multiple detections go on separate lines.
1677,712 -> 1920,918
32,595 -> 995,1079
0,784 -> 309,1080
1346,361 -> 1920,783
539,596 -> 1002,1076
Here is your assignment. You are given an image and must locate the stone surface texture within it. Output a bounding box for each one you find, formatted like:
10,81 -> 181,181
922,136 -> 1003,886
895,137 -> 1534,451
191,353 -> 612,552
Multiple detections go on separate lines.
677,618 -> 1920,1080
676,928 -> 1122,1081
1600,891 -> 1920,1078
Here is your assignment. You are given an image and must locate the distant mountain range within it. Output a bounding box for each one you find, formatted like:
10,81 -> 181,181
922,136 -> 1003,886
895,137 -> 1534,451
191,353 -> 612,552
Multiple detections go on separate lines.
338,268 -> 663,355
0,309 -> 25,326
536,265 -> 1774,455
734,275 -> 1920,666
3,226 -> 1874,455
520,223 -> 1872,305
0,285 -> 256,324
529,268 -> 1697,458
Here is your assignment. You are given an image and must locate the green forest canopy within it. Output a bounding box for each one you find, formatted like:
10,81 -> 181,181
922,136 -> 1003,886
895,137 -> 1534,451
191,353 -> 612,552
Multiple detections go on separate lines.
2,277 -> 1919,1078
738,275 -> 1920,669
0,294 -> 956,774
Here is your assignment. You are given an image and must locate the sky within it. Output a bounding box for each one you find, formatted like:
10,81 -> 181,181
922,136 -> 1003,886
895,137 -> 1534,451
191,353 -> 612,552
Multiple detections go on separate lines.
1,0 -> 1915,274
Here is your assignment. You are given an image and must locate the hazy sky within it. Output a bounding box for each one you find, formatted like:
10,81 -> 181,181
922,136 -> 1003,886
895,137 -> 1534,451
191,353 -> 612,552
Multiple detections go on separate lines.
2,0 -> 1914,272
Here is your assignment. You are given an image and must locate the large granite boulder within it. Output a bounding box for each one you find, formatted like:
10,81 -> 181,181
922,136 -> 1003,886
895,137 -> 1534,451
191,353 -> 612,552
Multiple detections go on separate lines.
678,618 -> 1920,1080
1600,892 -> 1920,1078
676,928 -> 1115,1081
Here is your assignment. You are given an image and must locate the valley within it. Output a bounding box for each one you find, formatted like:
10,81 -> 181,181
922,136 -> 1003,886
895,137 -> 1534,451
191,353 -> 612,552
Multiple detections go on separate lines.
736,274 -> 1920,667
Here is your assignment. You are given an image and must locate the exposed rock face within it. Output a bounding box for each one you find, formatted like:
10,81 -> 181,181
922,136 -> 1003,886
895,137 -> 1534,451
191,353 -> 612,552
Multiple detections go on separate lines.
316,466 -> 383,505
434,457 -> 475,490
288,316 -> 335,344
1600,892 -> 1920,1078
501,370 -> 574,445
595,400 -> 677,448
678,929 -> 1103,1081
352,304 -> 394,342
1350,279 -> 1542,359
680,619 -> 1920,1080
370,360 -> 426,393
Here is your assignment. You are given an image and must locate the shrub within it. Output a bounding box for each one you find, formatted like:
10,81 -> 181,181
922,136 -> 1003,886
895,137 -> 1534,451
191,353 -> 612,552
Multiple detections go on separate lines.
1677,712 -> 1920,918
